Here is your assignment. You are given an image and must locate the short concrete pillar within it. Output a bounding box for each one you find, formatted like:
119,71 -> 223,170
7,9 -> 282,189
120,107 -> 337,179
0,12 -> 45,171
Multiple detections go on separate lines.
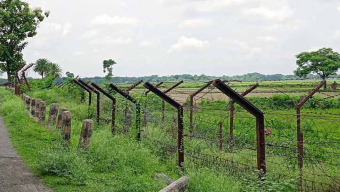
48,103 -> 59,130
39,101 -> 46,126
78,119 -> 93,149
61,111 -> 72,147
56,108 -> 67,129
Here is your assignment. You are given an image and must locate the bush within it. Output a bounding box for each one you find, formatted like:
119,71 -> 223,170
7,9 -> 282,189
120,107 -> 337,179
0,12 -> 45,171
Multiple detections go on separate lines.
37,148 -> 89,185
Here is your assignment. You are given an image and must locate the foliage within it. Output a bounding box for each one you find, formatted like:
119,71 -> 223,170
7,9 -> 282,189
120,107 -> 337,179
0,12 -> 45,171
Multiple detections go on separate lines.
66,71 -> 74,78
295,48 -> 340,81
103,59 -> 116,81
0,0 -> 49,82
47,62 -> 62,78
33,58 -> 50,78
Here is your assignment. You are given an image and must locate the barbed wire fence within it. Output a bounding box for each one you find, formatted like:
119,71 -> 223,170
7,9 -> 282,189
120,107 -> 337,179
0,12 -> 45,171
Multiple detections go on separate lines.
58,78 -> 340,191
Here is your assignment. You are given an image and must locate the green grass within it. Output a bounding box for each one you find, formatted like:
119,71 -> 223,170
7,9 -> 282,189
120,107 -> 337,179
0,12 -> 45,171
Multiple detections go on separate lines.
0,87 -> 249,192
1,78 -> 339,191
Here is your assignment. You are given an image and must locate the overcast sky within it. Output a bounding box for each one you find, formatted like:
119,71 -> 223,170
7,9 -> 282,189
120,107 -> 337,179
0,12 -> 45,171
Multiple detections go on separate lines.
11,0 -> 340,78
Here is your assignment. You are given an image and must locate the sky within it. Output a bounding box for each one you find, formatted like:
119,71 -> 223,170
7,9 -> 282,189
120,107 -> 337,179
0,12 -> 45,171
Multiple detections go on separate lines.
8,0 -> 340,78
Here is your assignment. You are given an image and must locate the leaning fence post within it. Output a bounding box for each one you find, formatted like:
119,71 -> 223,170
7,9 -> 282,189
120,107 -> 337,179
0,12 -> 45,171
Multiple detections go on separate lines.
91,83 -> 116,135
109,83 -> 141,141
296,80 -> 325,191
162,81 -> 183,123
78,119 -> 93,149
48,103 -> 59,130
39,101 -> 46,126
189,81 -> 213,134
230,83 -> 259,148
57,108 -> 68,129
213,79 -> 266,176
61,111 -> 72,147
143,82 -> 185,171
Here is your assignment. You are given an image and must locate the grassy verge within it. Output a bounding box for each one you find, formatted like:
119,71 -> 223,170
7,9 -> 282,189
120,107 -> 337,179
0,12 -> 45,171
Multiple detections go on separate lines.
0,87 -> 247,192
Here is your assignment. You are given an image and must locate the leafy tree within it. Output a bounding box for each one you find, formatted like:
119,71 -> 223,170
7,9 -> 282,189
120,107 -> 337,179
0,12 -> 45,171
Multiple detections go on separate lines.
47,63 -> 62,78
295,48 -> 340,89
0,0 -> 49,83
66,71 -> 74,78
33,58 -> 50,78
103,59 -> 116,81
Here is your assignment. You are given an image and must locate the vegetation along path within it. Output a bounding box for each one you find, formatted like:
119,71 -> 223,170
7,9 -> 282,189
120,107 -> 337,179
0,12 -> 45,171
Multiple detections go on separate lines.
0,114 -> 51,192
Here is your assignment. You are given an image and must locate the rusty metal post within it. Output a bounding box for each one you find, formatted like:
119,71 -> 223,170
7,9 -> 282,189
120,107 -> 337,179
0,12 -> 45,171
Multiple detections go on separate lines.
20,63 -> 34,92
73,79 -> 92,106
78,119 -> 93,149
189,81 -> 213,134
296,80 -> 325,190
230,83 -> 259,147
91,83 -> 116,135
162,81 -> 184,122
213,79 -> 266,175
126,80 -> 143,93
109,84 -> 141,141
78,79 -> 100,123
125,80 -> 143,123
144,82 -> 163,126
143,82 -> 184,171
61,111 -> 72,147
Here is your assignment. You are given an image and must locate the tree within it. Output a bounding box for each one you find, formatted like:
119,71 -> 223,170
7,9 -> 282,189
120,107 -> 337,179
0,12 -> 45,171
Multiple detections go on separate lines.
47,63 -> 62,78
0,0 -> 49,83
33,58 -> 50,78
103,59 -> 117,81
66,71 -> 74,78
295,48 -> 340,89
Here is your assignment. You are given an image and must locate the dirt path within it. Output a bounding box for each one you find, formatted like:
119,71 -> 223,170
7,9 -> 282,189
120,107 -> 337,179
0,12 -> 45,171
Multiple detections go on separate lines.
0,115 -> 51,192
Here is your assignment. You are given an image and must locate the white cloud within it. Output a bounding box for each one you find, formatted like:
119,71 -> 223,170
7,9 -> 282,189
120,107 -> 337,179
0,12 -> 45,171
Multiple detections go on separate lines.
337,6 -> 340,12
90,36 -> 132,45
73,51 -> 84,56
334,31 -> 340,40
194,0 -> 248,13
216,37 -> 262,58
168,36 -> 209,53
90,14 -> 138,26
257,36 -> 277,42
81,29 -> 99,39
243,5 -> 293,21
179,19 -> 214,28
39,22 -> 72,36
139,41 -> 152,47
62,23 -> 72,36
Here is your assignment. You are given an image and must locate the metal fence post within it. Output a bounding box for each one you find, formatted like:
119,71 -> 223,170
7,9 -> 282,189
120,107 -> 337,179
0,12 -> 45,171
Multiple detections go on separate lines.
296,80 -> 325,190
162,81 -> 184,123
229,83 -> 259,148
143,82 -> 185,171
144,82 -> 163,127
109,84 -> 141,141
91,83 -> 116,135
213,79 -> 266,175
189,81 -> 213,134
